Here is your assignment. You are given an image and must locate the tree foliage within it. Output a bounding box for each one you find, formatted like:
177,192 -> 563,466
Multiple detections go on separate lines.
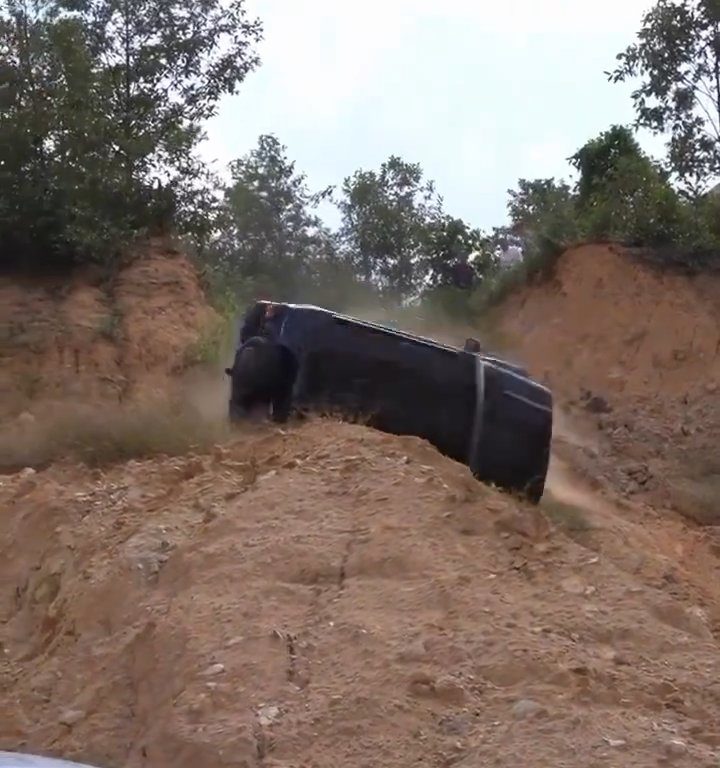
0,0 -> 262,269
507,177 -> 578,246
422,216 -> 495,288
569,125 -> 654,203
610,0 -> 720,189
501,123 -> 713,278
337,156 -> 443,298
209,134 -> 338,300
8,0 -> 720,316
568,125 -> 691,245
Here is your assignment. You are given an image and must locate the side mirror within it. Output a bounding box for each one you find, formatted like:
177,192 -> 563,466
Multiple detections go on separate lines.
224,367 -> 233,376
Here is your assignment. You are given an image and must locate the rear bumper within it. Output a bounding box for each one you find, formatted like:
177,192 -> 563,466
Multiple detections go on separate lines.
468,357 -> 553,503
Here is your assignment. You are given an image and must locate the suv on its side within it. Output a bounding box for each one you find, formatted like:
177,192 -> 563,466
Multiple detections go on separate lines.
225,301 -> 553,504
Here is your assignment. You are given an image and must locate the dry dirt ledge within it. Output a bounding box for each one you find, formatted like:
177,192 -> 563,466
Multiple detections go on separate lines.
2,419 -> 720,768
0,240 -> 217,422
496,243 -> 720,524
3,242 -> 720,767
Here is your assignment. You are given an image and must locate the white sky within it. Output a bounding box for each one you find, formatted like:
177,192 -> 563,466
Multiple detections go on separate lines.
201,0 -> 662,230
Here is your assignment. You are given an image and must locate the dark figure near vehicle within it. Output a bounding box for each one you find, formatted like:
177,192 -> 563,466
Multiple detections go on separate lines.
451,260 -> 475,290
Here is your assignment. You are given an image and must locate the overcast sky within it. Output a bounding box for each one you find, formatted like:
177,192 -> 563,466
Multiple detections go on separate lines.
201,0 -> 662,230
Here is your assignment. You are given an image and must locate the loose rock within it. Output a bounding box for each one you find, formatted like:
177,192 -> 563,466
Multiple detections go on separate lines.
512,699 -> 547,720
256,704 -> 281,727
603,737 -> 627,749
561,576 -> 586,595
663,738 -> 688,759
59,709 -> 85,727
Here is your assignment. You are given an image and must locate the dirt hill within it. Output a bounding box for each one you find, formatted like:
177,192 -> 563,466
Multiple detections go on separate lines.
3,421 -> 720,768
0,239 -> 219,424
2,242 -> 720,768
495,243 -> 720,526
497,243 -> 720,402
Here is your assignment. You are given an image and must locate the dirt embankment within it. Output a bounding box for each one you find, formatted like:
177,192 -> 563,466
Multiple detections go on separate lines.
0,239 -> 219,424
2,242 -> 720,768
3,421 -> 720,768
495,243 -> 720,525
498,243 -> 720,401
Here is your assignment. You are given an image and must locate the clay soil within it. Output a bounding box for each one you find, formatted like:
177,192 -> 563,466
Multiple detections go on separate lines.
2,244 -> 720,768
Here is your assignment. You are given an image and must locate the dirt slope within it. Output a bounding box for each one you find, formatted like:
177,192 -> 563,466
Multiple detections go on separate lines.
2,420 -> 720,768
495,243 -> 720,524
0,239 -> 218,423
3,242 -> 720,767
497,243 -> 720,401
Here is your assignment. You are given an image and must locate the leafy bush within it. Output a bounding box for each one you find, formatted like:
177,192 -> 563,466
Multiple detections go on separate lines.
0,0 -> 261,271
479,122 -> 720,312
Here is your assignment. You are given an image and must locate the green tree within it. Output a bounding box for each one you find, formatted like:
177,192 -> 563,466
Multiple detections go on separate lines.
0,0 -> 262,269
610,0 -> 720,189
507,177 -> 578,245
83,0 -> 261,213
210,134 -> 337,300
569,125 -> 691,246
337,156 -> 442,298
423,215 -> 496,288
0,0 -> 71,267
569,125 -> 655,203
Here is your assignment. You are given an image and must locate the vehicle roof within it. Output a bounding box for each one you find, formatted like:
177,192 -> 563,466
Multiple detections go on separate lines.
258,301 -> 470,354
257,300 -> 530,374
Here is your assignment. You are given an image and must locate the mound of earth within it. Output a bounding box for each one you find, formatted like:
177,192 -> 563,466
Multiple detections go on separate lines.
0,239 -> 219,424
498,243 -> 720,402
4,239 -> 720,768
495,243 -> 720,524
2,419 -> 720,768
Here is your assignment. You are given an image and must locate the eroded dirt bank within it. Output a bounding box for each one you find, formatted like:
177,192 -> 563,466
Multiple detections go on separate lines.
495,243 -> 720,526
2,419 -> 720,768
3,243 -> 720,767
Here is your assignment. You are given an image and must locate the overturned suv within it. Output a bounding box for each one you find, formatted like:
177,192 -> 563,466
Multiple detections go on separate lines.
225,301 -> 553,503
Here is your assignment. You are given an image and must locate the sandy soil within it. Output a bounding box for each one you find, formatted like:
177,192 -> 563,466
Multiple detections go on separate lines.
495,243 -> 720,525
2,418 -> 720,768
2,242 -> 720,767
0,239 -> 218,421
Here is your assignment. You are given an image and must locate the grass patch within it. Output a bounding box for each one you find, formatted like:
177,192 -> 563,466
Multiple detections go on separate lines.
97,310 -> 122,341
541,493 -> 594,532
0,401 -> 230,471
